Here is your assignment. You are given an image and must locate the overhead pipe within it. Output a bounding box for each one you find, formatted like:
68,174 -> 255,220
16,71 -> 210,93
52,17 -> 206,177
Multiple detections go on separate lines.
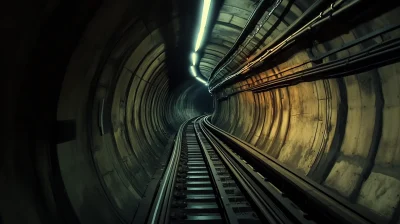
251,23 -> 400,89
209,0 -> 331,88
253,43 -> 400,92
209,0 -> 346,89
209,0 -> 284,87
216,37 -> 400,99
209,0 -> 359,92
256,0 -> 360,62
217,33 -> 400,101
207,0 -> 275,84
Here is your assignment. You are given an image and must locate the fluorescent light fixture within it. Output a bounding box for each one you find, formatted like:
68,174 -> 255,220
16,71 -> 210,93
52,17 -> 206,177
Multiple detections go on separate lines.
190,66 -> 197,77
195,0 -> 211,51
196,77 -> 208,85
191,52 -> 197,65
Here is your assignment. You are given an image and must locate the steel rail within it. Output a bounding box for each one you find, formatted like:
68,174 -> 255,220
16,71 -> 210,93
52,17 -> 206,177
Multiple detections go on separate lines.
150,117 -> 265,223
148,119 -> 191,224
198,118 -> 313,224
193,117 -> 240,224
202,116 -> 377,224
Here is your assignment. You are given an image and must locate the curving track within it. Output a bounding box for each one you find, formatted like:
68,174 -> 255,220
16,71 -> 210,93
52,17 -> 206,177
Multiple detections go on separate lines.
148,116 -> 376,224
3,0 -> 400,223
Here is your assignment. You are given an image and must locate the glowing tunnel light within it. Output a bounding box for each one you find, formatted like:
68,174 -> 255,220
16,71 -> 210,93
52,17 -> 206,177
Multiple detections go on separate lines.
189,0 -> 211,86
196,77 -> 208,85
191,52 -> 197,65
195,0 -> 211,51
190,66 -> 197,77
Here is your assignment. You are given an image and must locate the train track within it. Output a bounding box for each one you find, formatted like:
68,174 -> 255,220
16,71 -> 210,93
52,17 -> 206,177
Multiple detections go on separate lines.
167,120 -> 261,223
148,116 -> 372,224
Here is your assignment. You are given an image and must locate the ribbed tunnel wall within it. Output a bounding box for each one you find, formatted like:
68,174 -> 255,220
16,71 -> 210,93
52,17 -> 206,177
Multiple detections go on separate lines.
2,0 -> 210,223
56,1 -> 213,223
2,0 -> 400,223
167,81 -> 213,127
211,2 -> 400,221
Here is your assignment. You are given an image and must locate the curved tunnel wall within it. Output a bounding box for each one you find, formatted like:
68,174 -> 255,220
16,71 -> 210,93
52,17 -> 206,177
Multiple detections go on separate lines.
2,0 -> 210,223
2,0 -> 400,224
211,2 -> 400,221
57,3 -> 211,224
166,81 -> 213,128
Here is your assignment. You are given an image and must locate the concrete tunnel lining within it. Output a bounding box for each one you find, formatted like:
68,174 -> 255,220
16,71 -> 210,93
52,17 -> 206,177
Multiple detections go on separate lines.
2,0 -> 400,223
55,3 -> 213,223
2,0 -> 212,223
210,1 -> 400,221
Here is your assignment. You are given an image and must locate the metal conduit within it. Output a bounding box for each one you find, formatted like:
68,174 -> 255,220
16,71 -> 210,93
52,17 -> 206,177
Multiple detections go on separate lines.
209,0 -> 361,92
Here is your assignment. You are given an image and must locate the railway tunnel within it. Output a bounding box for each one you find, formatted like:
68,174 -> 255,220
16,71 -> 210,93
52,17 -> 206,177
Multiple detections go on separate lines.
2,0 -> 400,223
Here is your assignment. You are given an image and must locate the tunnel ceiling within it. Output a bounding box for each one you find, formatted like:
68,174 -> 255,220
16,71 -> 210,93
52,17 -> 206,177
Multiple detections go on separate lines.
199,0 -> 309,82
3,0 -> 400,223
